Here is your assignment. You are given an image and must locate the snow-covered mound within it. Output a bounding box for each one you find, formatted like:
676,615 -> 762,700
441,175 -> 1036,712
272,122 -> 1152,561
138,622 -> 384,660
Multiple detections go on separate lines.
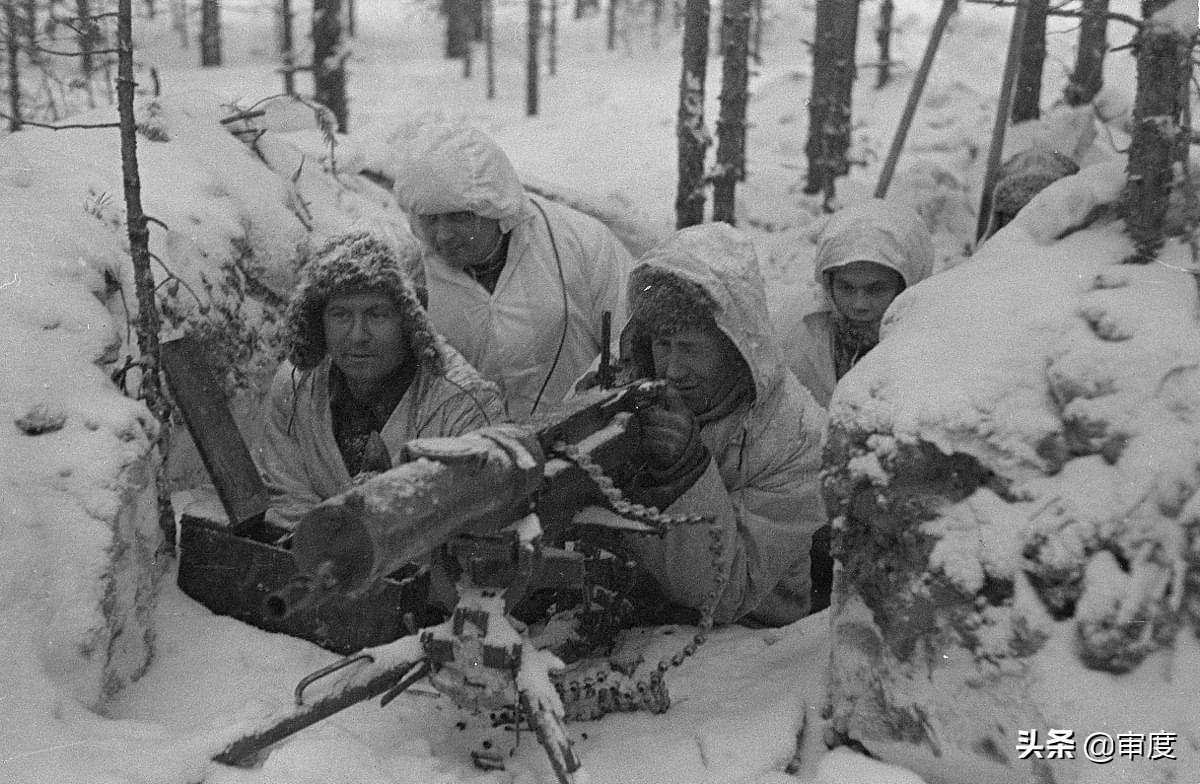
0,90 -> 408,777
822,158 -> 1200,784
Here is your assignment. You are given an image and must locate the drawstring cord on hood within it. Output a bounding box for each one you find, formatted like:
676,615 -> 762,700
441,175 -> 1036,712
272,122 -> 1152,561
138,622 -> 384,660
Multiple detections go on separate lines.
527,198 -> 569,418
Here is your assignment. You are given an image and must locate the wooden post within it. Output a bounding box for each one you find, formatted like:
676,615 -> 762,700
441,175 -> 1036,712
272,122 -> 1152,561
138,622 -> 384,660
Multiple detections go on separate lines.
874,0 -> 956,199
975,0 -> 1029,244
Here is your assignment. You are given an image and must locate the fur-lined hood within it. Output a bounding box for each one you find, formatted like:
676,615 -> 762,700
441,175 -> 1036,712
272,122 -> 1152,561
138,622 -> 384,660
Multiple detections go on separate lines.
623,222 -> 783,404
283,232 -> 442,373
812,198 -> 933,311
391,124 -> 532,235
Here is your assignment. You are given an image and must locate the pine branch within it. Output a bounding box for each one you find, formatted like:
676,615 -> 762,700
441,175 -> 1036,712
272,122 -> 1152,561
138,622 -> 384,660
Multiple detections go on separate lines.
961,0 -> 1141,28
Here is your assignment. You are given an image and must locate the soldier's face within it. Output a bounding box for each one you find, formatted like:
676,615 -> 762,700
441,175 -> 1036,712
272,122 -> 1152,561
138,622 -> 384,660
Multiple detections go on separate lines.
323,291 -> 408,387
828,261 -> 904,325
415,211 -> 503,271
650,322 -> 742,415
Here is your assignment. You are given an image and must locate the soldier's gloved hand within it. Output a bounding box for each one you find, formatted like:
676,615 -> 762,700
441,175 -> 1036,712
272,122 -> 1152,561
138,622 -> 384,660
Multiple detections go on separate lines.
636,386 -> 706,480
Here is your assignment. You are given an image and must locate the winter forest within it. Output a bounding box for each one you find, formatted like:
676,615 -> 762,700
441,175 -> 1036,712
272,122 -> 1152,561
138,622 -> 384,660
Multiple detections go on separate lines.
1,0 -> 1199,783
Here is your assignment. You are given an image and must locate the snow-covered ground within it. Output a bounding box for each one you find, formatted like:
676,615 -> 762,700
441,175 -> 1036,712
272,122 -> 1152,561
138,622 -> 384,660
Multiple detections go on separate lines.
4,1 -> 1195,783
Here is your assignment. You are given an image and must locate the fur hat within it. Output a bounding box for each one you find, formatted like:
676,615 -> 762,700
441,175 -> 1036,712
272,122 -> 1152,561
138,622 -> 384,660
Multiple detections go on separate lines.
628,267 -> 719,337
620,267 -> 721,378
283,231 -> 442,373
992,149 -> 1080,217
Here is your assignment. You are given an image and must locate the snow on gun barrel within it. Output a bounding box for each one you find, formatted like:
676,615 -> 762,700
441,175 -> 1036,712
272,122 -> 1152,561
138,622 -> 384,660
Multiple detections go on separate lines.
266,424 -> 545,620
265,380 -> 672,621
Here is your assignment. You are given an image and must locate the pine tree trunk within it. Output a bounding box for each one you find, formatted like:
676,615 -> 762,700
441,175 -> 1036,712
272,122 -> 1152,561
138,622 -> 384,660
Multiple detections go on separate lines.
22,0 -> 36,51
526,0 -> 540,116
313,0 -> 348,132
4,0 -> 21,132
485,0 -> 495,98
280,0 -> 295,95
804,0 -> 861,204
750,0 -> 762,63
1063,0 -> 1108,106
875,0 -> 893,88
76,0 -> 99,107
606,0 -> 617,51
200,0 -> 221,66
548,0 -> 557,76
445,0 -> 471,58
675,0 -> 710,228
1010,0 -> 1047,122
712,0 -> 751,225
346,0 -> 355,37
171,0 -> 188,48
472,0 -> 484,40
117,0 -> 169,426
1122,0 -> 1194,263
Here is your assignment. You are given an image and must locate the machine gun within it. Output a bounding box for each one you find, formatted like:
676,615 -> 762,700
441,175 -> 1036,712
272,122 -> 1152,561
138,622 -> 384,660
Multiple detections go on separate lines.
161,335 -> 723,784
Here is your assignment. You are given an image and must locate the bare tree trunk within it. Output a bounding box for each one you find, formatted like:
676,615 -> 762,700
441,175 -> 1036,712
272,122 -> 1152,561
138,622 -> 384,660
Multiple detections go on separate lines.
145,0 -> 156,19
606,0 -> 616,51
803,0 -> 861,206
171,0 -> 188,48
346,0 -> 355,37
526,0 -> 540,116
280,0 -> 295,95
675,0 -> 710,228
77,0 -> 100,107
712,0 -> 751,225
1122,0 -> 1194,263
313,0 -> 348,132
1063,0 -> 1108,106
485,0 -> 495,98
875,0 -> 893,88
1010,0 -> 1046,122
22,0 -> 36,51
117,0 -> 169,427
200,0 -> 221,66
445,0 -> 471,58
548,0 -> 556,76
750,0 -> 762,63
472,0 -> 483,40
4,0 -> 21,132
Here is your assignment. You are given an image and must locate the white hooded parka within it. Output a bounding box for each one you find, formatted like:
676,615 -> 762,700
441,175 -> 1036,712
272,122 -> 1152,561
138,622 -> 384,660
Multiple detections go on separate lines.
620,223 -> 828,626
393,126 -> 634,422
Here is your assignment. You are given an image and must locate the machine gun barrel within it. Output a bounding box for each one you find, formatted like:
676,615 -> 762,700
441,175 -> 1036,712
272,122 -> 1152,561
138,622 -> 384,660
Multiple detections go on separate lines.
274,381 -> 666,616
286,424 -> 544,603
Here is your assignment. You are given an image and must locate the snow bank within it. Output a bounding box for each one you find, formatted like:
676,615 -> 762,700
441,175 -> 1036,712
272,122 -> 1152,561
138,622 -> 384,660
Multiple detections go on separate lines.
0,89 -> 408,779
823,157 -> 1200,783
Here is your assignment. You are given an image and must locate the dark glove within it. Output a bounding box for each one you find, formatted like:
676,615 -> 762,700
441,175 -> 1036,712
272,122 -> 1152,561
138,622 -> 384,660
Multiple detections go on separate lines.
635,386 -> 709,490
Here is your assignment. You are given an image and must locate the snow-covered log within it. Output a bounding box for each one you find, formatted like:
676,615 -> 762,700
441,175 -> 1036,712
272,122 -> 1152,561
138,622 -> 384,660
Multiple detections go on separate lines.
824,158 -> 1200,784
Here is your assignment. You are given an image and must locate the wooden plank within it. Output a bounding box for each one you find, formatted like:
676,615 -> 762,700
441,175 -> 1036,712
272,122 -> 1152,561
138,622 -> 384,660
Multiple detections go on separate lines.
161,335 -> 269,529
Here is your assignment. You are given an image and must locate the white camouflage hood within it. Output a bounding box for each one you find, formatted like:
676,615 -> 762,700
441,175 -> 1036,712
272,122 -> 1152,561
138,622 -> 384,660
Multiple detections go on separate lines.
813,198 -> 934,308
625,222 -> 783,402
391,124 -> 531,234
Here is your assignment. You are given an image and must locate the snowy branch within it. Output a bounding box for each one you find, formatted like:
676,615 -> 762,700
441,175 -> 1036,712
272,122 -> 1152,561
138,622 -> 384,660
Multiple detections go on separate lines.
0,111 -> 118,130
962,0 -> 1142,28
